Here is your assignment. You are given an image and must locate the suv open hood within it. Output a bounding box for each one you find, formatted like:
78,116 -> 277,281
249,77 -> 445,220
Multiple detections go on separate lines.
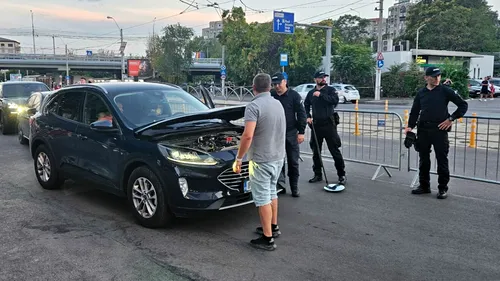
134,105 -> 246,135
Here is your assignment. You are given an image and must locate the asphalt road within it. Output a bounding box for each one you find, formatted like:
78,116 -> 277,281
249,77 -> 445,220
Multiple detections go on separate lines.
1,134 -> 500,281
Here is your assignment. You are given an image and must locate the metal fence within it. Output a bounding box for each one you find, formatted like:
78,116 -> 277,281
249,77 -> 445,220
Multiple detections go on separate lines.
230,110 -> 405,180
183,85 -> 254,102
408,115 -> 500,186
301,110 -> 404,180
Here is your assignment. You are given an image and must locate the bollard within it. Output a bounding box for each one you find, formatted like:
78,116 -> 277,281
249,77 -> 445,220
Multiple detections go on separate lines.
469,113 -> 477,148
385,100 -> 388,119
354,100 -> 361,136
404,109 -> 409,128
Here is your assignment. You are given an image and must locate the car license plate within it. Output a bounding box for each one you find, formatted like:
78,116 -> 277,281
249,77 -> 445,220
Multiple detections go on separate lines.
243,180 -> 251,193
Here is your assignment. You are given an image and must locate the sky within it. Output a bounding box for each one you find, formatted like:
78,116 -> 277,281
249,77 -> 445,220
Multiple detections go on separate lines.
1,0 -> 499,57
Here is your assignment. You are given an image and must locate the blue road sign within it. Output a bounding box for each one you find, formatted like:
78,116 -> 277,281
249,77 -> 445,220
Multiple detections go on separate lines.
280,53 -> 288,66
220,69 -> 227,76
273,11 -> 294,34
377,60 -> 384,68
377,120 -> 386,127
221,74 -> 226,80
65,75 -> 70,80
220,65 -> 226,71
86,50 -> 92,56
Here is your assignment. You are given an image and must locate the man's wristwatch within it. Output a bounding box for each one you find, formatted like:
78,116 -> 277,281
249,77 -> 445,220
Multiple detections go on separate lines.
235,158 -> 243,162
448,117 -> 455,122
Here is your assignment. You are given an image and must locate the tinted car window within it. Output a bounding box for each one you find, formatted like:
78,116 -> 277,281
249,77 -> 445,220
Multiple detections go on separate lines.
48,91 -> 84,122
2,83 -> 50,98
344,86 -> 356,91
84,93 -> 113,125
305,85 -> 315,90
113,88 -> 209,128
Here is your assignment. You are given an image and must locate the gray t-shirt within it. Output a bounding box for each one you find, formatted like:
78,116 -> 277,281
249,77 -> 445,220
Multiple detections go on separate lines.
244,92 -> 286,162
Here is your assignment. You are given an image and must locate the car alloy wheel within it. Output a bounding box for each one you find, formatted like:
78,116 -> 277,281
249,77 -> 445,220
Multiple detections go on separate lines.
132,177 -> 158,219
36,152 -> 51,182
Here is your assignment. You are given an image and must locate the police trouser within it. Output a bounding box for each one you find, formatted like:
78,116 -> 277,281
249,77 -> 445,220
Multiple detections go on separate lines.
417,126 -> 450,190
278,132 -> 300,191
309,120 -> 345,177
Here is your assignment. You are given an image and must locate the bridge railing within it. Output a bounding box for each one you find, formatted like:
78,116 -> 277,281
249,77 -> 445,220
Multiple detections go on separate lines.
0,54 -> 222,64
182,85 -> 254,102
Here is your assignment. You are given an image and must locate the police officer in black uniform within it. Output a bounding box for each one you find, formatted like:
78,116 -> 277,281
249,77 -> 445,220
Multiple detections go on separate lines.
304,71 -> 347,186
405,67 -> 468,199
270,73 -> 307,197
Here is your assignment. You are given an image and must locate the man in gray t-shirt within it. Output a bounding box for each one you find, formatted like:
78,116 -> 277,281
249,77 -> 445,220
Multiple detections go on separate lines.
233,73 -> 286,251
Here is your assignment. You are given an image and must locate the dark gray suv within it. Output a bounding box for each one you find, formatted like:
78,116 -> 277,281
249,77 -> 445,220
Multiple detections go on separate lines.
0,81 -> 50,134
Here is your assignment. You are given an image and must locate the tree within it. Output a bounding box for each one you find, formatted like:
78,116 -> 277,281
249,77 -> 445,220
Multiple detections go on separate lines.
331,44 -> 374,86
403,0 -> 500,52
149,24 -> 194,84
439,57 -> 469,98
332,15 -> 370,45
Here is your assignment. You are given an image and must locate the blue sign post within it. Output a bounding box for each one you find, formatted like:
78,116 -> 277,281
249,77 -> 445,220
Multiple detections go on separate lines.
377,60 -> 384,68
273,11 -> 295,34
280,53 -> 288,67
220,65 -> 227,80
86,50 -> 92,56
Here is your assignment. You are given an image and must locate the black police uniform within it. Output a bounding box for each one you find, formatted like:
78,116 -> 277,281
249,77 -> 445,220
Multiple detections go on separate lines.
304,73 -> 346,183
270,73 -> 307,197
408,68 -> 468,198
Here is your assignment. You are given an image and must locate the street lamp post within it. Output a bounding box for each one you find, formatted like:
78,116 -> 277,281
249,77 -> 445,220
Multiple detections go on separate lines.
415,24 -> 426,64
107,16 -> 125,81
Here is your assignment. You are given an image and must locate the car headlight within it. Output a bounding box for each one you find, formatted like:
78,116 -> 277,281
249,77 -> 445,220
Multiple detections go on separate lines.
16,106 -> 27,113
158,145 -> 218,166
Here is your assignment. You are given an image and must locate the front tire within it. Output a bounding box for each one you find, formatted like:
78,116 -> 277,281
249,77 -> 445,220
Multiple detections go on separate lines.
0,113 -> 15,135
127,166 -> 174,228
34,145 -> 64,190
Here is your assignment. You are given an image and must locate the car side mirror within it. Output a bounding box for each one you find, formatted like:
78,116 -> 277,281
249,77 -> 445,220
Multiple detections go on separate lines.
27,108 -> 37,115
90,120 -> 119,132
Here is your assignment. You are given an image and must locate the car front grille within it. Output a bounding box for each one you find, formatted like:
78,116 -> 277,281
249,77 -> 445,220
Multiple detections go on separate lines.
217,162 -> 250,191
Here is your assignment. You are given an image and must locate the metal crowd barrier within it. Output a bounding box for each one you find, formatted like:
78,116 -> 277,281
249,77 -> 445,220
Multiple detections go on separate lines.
183,85 -> 254,102
300,109 -> 404,180
229,108 -> 405,181
408,114 -> 500,186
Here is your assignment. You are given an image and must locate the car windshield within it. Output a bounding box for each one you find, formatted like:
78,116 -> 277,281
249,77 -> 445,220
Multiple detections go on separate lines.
112,88 -> 210,128
2,83 -> 50,98
344,86 -> 356,91
469,80 -> 480,86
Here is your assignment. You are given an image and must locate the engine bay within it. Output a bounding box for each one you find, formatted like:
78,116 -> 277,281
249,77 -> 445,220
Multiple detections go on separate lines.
169,131 -> 241,152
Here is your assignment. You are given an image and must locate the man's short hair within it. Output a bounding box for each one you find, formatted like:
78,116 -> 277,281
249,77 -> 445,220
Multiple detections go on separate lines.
253,73 -> 272,93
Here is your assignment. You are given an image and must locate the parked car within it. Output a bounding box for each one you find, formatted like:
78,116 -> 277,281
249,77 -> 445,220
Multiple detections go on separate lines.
30,82 -> 255,228
292,83 -> 316,100
17,91 -> 53,145
469,79 -> 500,97
331,83 -> 360,104
0,81 -> 50,134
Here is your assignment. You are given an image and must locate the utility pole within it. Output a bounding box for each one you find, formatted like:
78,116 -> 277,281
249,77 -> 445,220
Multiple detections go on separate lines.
415,24 -> 425,64
374,0 -> 384,101
52,35 -> 56,55
30,10 -> 36,54
120,28 -> 125,81
65,44 -> 69,85
221,45 -> 225,97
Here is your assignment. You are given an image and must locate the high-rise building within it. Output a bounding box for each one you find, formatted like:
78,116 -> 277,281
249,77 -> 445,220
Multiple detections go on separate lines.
387,0 -> 417,39
202,21 -> 223,39
365,18 -> 388,38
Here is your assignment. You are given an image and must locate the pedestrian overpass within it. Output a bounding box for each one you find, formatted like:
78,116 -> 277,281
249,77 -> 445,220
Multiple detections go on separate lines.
0,54 -> 222,74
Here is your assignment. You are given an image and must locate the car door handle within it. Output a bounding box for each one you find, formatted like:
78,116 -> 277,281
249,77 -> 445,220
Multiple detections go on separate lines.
77,134 -> 88,140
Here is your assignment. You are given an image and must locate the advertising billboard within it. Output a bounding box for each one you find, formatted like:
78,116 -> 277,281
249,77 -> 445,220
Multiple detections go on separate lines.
127,59 -> 151,77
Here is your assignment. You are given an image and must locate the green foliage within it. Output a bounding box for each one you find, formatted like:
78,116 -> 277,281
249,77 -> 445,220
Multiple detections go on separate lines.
403,0 -> 500,52
332,15 -> 371,45
439,58 -> 470,98
381,63 -> 425,97
147,23 -> 194,84
188,37 -> 222,58
331,44 -> 374,86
